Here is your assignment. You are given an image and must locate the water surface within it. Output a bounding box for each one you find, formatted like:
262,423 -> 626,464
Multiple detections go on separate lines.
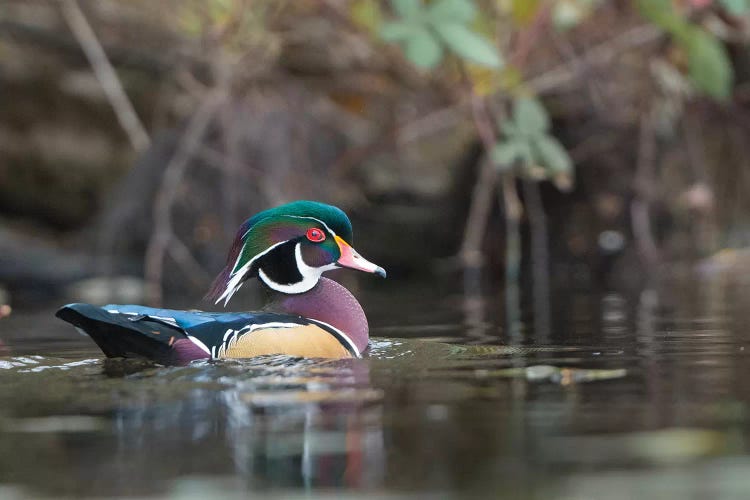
1,274 -> 750,498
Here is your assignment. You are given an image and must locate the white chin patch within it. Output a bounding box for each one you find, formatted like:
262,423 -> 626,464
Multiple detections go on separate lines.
259,243 -> 337,294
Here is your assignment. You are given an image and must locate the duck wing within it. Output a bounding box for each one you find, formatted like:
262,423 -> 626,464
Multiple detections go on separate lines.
56,303 -> 358,364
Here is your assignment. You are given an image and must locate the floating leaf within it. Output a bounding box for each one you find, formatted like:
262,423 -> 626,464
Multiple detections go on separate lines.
685,28 -> 733,101
514,97 -> 549,135
432,23 -> 502,68
405,28 -> 443,68
533,135 -> 572,173
380,21 -> 416,41
391,0 -> 422,19
428,0 -> 476,23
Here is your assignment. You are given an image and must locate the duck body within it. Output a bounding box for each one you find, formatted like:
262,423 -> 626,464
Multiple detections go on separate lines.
56,201 -> 384,364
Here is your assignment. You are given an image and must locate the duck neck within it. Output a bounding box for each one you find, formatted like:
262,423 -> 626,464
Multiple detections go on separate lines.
266,277 -> 369,353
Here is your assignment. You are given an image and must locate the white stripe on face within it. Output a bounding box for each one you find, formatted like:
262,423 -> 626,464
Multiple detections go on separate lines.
217,215 -> 344,305
258,243 -> 337,294
216,240 -> 287,306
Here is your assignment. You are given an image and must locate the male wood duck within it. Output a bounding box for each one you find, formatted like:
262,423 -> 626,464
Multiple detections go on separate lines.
56,201 -> 386,364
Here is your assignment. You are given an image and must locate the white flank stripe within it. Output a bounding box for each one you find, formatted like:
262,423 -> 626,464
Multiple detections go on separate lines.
187,335 -> 211,355
223,328 -> 234,342
306,318 -> 360,358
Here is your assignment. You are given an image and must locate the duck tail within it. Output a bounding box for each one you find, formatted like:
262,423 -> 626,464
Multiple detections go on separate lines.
56,303 -> 183,365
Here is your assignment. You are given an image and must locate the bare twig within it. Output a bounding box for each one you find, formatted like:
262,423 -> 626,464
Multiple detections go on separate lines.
631,111 -> 660,268
399,103 -> 467,144
387,26 -> 663,151
144,90 -> 225,306
459,95 -> 500,340
467,93 -> 524,340
60,0 -> 150,152
168,238 -> 212,287
528,25 -> 662,95
460,95 -> 500,267
551,32 -> 609,115
682,114 -> 717,256
499,179 -> 522,341
510,1 -> 553,68
522,180 -> 550,339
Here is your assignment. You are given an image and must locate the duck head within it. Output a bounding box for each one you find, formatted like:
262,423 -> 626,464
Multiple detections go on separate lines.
207,201 -> 386,306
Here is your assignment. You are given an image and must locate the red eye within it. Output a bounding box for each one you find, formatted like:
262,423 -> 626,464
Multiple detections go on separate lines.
306,228 -> 326,242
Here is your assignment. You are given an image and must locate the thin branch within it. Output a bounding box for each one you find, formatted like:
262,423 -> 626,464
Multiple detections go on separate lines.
168,238 -> 213,287
399,104 -> 466,144
522,179 -> 550,339
467,93 -> 524,341
499,179 -> 522,342
460,95 -> 500,267
397,25 -> 663,152
144,90 -> 225,306
60,0 -> 151,152
0,19 -> 171,75
527,25 -> 662,94
510,1 -> 553,67
631,111 -> 660,268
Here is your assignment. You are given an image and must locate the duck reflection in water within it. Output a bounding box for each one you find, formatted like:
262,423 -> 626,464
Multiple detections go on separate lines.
110,356 -> 384,490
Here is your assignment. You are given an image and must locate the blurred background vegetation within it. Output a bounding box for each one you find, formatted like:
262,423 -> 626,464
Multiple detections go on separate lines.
2,0 -> 750,312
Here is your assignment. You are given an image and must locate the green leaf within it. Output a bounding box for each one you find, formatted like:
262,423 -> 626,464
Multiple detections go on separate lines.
391,0 -> 422,19
533,135 -> 572,173
405,28 -> 443,68
428,0 -> 476,23
380,21 -> 416,42
351,0 -> 383,33
721,0 -> 750,15
501,121 -> 521,138
514,97 -> 549,135
518,140 -> 535,165
432,23 -> 502,68
684,28 -> 733,101
491,141 -> 522,167
635,0 -> 687,35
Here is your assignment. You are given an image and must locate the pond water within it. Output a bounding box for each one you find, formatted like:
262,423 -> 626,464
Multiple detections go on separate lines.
1,273 -> 750,498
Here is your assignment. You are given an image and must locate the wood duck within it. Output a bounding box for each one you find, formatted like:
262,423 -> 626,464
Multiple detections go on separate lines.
56,201 -> 386,364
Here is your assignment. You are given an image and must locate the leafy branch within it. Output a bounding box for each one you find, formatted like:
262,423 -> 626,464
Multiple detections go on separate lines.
637,0 -> 734,100
491,97 -> 573,190
380,0 -> 502,68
